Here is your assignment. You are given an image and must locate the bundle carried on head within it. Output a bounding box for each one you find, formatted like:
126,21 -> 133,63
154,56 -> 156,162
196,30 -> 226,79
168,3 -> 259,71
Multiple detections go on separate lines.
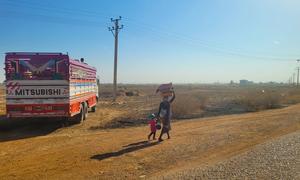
156,83 -> 173,97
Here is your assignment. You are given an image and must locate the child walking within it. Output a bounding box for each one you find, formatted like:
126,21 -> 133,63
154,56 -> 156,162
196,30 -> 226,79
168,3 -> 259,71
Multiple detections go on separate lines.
147,114 -> 157,140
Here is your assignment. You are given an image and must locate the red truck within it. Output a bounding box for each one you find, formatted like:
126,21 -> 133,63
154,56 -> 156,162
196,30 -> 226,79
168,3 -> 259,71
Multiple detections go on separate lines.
4,52 -> 98,122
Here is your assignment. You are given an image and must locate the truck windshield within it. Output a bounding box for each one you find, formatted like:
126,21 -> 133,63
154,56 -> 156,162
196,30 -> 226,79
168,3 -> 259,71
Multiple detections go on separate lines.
5,57 -> 68,80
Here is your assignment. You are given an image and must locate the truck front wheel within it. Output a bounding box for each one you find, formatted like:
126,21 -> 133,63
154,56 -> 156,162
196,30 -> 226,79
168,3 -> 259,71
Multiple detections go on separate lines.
91,105 -> 96,112
83,102 -> 88,120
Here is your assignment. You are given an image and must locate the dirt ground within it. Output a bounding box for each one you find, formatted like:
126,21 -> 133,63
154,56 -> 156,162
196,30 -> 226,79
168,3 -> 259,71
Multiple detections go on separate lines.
0,102 -> 300,179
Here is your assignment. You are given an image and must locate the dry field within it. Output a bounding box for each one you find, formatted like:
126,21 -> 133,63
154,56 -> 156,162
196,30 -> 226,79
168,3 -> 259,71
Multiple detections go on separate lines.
0,84 -> 300,179
95,84 -> 300,128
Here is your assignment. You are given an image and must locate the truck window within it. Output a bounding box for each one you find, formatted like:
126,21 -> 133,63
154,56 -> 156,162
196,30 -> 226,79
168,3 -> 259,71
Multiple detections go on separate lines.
5,58 -> 68,80
5,60 -> 20,80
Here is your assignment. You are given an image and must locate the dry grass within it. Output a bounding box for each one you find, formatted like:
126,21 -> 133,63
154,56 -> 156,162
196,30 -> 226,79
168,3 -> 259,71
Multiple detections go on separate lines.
282,88 -> 300,104
234,88 -> 300,112
235,90 -> 283,112
93,84 -> 300,128
172,94 -> 205,119
0,87 -> 5,115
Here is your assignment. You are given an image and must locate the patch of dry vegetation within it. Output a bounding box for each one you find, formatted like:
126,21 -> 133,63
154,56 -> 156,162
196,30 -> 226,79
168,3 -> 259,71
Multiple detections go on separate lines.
0,86 -> 5,115
91,84 -> 300,129
282,88 -> 300,104
172,94 -> 206,119
233,88 -> 300,112
235,90 -> 283,111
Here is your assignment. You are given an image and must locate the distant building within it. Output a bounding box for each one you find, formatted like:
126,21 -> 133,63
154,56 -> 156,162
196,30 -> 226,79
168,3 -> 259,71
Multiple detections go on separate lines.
240,79 -> 254,85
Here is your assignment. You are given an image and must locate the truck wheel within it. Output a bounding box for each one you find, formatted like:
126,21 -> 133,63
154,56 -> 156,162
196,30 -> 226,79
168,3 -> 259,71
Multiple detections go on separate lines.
77,104 -> 84,123
62,117 -> 70,127
83,102 -> 88,120
91,105 -> 96,112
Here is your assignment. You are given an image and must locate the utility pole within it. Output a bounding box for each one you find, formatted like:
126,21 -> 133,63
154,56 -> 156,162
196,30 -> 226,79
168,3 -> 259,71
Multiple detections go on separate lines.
109,16 -> 123,101
297,59 -> 300,87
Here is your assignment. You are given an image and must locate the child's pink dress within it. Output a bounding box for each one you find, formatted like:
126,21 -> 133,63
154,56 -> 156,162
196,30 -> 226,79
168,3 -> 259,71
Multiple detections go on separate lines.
149,119 -> 156,133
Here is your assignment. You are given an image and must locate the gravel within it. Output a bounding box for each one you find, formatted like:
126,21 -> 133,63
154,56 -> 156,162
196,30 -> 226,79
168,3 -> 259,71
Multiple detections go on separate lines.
156,131 -> 300,180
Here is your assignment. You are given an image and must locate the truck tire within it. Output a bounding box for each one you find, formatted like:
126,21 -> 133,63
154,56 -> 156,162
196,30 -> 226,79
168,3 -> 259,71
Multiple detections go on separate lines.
77,104 -> 84,123
62,117 -> 70,127
83,102 -> 88,120
91,105 -> 96,112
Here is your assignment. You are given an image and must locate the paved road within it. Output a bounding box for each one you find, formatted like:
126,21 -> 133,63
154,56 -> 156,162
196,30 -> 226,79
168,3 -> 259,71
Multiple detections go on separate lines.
159,130 -> 300,180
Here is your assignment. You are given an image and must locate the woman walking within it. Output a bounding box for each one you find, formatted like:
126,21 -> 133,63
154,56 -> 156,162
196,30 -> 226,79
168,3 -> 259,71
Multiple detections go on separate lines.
157,91 -> 175,142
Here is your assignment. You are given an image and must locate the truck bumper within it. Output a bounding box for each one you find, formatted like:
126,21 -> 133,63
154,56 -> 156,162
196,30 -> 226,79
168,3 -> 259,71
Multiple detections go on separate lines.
7,111 -> 69,118
6,104 -> 70,118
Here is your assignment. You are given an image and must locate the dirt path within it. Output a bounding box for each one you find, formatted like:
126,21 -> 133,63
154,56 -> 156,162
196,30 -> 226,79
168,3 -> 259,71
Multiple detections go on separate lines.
0,104 -> 300,179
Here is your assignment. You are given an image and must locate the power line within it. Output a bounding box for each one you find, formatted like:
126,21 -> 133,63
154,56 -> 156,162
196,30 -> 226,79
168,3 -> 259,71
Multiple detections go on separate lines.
0,10 -> 107,27
0,0 -> 116,19
1,0 -> 299,61
122,19 -> 300,61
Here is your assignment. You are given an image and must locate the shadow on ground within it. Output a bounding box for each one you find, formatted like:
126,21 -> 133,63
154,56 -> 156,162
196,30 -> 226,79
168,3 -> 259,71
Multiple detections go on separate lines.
89,117 -> 149,130
91,140 -> 159,161
123,140 -> 149,147
0,116 -> 77,142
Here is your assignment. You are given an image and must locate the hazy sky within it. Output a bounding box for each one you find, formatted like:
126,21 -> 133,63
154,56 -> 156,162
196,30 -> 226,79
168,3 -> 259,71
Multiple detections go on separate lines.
0,0 -> 300,83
